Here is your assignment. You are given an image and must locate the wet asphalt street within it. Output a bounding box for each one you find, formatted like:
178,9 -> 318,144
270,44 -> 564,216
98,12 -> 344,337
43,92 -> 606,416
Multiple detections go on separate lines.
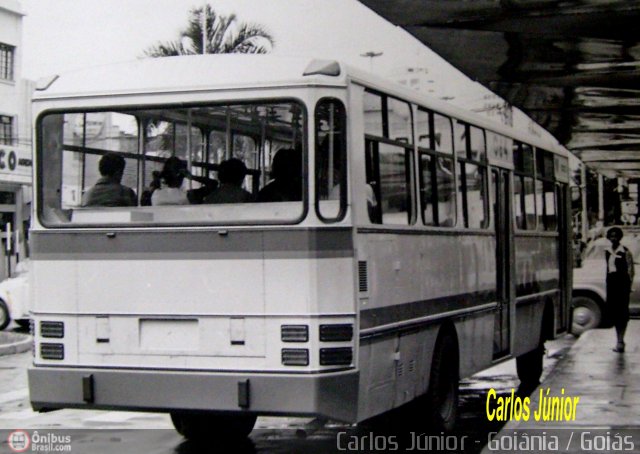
0,333 -> 576,454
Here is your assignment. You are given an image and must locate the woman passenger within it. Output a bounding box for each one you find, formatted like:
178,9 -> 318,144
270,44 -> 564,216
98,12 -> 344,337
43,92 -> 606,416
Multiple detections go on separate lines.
151,157 -> 189,206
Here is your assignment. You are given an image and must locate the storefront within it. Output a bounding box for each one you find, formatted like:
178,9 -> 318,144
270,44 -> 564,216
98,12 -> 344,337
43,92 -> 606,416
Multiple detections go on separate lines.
0,0 -> 32,281
0,142 -> 31,280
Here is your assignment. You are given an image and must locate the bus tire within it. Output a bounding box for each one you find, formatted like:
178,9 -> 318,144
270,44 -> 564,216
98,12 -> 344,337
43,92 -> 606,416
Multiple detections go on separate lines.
170,411 -> 257,441
424,332 -> 459,432
0,300 -> 10,331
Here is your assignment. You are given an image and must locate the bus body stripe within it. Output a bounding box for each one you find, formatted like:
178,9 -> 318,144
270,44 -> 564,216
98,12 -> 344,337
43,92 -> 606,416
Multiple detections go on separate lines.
359,290 -> 497,330
30,228 -> 354,260
515,280 -> 560,297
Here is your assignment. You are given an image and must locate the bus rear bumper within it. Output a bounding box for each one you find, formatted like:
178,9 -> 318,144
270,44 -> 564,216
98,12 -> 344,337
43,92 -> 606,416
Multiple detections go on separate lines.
28,366 -> 359,422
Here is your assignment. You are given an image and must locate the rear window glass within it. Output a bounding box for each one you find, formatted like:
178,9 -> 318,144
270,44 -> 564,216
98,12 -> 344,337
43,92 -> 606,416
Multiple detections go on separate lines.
38,101 -> 306,227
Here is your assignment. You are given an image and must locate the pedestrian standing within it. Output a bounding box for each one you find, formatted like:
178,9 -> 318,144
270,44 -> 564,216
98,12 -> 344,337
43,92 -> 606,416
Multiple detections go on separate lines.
605,226 -> 635,353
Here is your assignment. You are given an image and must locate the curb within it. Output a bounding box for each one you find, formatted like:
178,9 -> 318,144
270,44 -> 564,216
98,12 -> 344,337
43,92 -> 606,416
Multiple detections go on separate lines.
0,332 -> 32,356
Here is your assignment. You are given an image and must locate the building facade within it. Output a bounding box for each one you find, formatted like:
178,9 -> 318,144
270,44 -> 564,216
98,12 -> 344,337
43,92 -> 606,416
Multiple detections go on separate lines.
0,0 -> 33,280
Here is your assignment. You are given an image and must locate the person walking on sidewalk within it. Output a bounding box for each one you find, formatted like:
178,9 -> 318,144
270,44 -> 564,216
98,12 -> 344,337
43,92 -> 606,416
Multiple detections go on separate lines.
605,226 -> 635,353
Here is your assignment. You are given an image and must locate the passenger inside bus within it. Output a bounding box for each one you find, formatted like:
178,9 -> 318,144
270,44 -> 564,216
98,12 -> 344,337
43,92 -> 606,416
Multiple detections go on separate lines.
152,157 -> 190,206
150,157 -> 218,205
140,171 -> 162,206
257,148 -> 303,202
184,171 -> 218,204
204,158 -> 253,204
82,152 -> 137,207
366,183 -> 380,223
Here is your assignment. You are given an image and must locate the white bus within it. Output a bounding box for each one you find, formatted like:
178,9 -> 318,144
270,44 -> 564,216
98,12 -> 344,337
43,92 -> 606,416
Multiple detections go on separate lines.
28,55 -> 571,439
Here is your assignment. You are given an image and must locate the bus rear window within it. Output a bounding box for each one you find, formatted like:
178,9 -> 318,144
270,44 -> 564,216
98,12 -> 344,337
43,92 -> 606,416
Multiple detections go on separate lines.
38,101 -> 306,226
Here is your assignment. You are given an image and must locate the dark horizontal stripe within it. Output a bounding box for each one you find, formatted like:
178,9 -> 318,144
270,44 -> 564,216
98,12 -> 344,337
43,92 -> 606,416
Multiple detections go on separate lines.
513,231 -> 560,238
356,227 -> 495,236
31,227 -> 354,260
515,296 -> 546,307
360,305 -> 496,341
515,280 -> 560,297
360,290 -> 497,331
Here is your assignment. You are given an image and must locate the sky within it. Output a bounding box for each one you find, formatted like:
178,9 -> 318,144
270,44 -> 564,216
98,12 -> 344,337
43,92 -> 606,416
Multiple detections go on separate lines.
19,0 -> 477,98
17,0 -> 562,147
20,0 -> 419,76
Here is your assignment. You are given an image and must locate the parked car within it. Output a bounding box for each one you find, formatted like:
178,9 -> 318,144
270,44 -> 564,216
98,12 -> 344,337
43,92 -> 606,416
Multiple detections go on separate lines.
572,233 -> 640,335
0,260 -> 30,330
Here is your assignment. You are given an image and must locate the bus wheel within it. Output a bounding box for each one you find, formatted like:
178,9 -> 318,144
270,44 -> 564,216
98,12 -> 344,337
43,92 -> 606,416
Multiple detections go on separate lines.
0,300 -> 10,331
170,412 -> 257,441
516,344 -> 544,395
424,332 -> 459,432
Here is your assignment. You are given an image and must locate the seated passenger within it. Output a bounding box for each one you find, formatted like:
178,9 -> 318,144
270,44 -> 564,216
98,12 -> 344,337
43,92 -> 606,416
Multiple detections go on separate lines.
204,158 -> 253,204
185,173 -> 218,204
366,182 -> 380,223
257,148 -> 302,202
82,152 -> 137,207
152,157 -> 189,206
140,170 -> 162,206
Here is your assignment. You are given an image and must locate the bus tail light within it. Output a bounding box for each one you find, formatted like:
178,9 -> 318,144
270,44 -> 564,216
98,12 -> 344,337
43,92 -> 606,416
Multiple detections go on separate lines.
40,321 -> 64,338
281,348 -> 309,366
281,325 -> 309,342
319,324 -> 353,342
40,343 -> 64,360
320,347 -> 352,366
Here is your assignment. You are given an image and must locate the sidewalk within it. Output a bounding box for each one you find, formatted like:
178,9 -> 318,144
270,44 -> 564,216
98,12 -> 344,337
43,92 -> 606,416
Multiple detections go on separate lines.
0,331 -> 32,356
482,320 -> 640,453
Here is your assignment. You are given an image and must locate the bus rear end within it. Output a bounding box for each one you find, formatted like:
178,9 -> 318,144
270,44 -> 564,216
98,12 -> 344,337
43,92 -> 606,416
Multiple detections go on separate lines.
27,60 -> 358,436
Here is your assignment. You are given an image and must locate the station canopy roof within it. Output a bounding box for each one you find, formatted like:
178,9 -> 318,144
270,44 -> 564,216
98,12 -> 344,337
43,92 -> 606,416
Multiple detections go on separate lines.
358,0 -> 640,178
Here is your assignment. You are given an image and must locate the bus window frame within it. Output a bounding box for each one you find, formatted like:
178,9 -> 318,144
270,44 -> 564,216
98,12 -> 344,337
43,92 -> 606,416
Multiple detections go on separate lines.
363,88 -> 416,226
365,136 -> 416,226
513,141 -> 537,231
536,148 -> 559,232
455,121 -> 489,230
35,97 -> 310,229
314,97 -> 348,223
416,108 -> 457,228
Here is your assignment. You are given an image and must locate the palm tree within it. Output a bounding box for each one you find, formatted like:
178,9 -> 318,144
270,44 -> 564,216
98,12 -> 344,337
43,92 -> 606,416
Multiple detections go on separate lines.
145,5 -> 274,57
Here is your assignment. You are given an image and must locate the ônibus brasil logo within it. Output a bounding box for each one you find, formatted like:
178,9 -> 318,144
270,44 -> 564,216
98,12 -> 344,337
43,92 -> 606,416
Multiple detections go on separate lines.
7,430 -> 30,452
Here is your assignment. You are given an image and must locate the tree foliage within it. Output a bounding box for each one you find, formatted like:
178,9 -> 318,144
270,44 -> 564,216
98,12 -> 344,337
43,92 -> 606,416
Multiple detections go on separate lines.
145,5 -> 274,57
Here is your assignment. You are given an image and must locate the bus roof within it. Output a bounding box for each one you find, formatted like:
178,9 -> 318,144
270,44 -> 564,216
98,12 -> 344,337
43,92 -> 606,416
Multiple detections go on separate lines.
34,54 -> 349,99
35,54 -> 569,158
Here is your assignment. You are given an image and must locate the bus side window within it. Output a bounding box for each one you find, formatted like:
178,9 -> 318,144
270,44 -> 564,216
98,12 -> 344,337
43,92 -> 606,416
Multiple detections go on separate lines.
365,140 -> 382,224
315,98 -> 347,221
419,152 -> 436,225
366,142 -> 413,225
513,176 -> 526,230
366,182 -> 379,223
513,141 -> 537,230
363,90 -> 414,226
436,156 -> 456,227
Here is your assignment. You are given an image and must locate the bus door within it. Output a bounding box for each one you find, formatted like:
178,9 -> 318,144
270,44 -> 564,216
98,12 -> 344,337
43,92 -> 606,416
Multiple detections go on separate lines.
492,168 -> 512,359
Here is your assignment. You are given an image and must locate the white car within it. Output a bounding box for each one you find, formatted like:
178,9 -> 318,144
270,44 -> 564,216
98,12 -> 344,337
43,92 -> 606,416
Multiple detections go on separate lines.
572,234 -> 640,335
0,260 -> 30,330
